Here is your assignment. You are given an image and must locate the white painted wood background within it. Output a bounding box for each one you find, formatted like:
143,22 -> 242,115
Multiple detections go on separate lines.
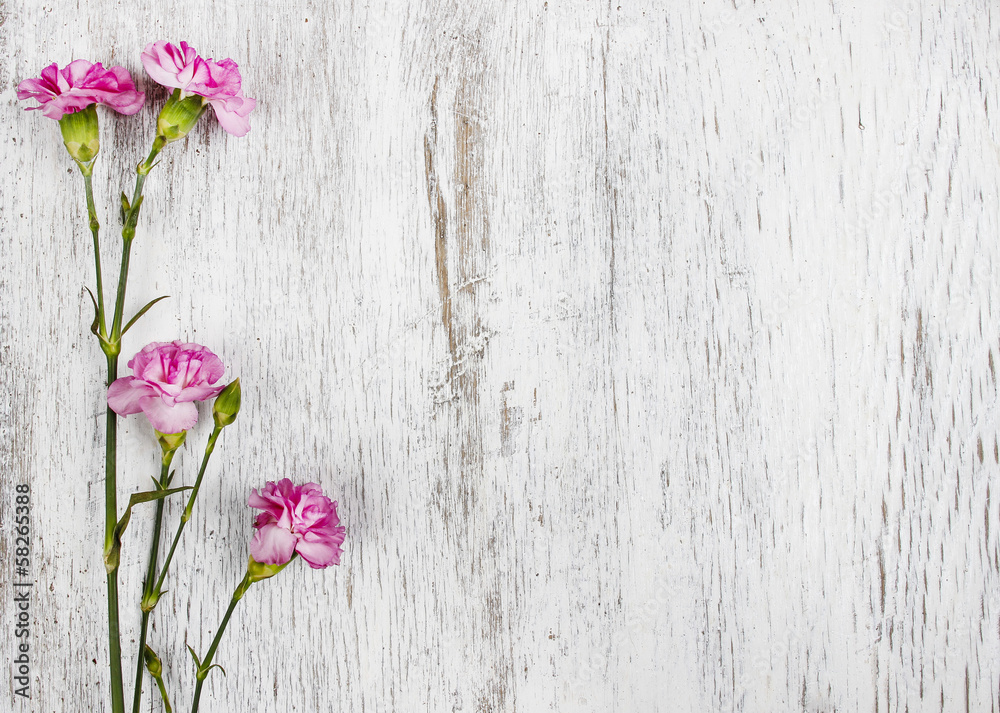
1,0 -> 998,711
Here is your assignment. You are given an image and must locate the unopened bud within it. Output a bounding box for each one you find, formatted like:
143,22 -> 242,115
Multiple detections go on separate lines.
156,88 -> 208,143
213,378 -> 241,428
143,645 -> 163,678
59,104 -> 100,166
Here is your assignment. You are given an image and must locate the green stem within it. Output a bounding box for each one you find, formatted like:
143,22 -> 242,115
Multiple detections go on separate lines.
151,427 -> 222,600
109,236 -> 135,343
134,138 -> 165,199
82,170 -> 107,334
190,574 -> 252,713
131,612 -> 151,711
110,136 -> 165,343
106,572 -> 125,713
79,147 -> 123,713
105,355 -> 125,713
152,670 -> 173,713
99,135 -> 164,713
131,454 -> 175,713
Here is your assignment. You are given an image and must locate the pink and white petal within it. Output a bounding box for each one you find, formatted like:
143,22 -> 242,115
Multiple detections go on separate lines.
65,59 -> 98,86
199,351 -> 226,384
248,492 -> 284,520
176,57 -> 212,93
39,100 -> 73,120
209,95 -> 255,136
16,75 -> 51,101
253,511 -> 277,528
107,377 -> 156,415
298,482 -> 323,497
194,58 -> 242,100
294,538 -> 341,568
50,94 -> 101,119
103,89 -> 145,115
101,75 -> 145,114
141,42 -> 190,89
250,524 -> 297,565
106,65 -> 137,90
140,42 -> 179,86
139,396 -> 198,434
129,341 -> 169,374
173,383 -> 225,403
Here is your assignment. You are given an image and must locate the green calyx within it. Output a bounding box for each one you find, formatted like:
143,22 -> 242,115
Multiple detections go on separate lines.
140,589 -> 162,613
59,104 -> 100,168
156,429 -> 187,455
240,555 -> 295,598
213,379 -> 241,428
156,89 -> 209,143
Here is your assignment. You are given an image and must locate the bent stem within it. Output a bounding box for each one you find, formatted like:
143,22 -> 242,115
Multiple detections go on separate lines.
151,426 -> 223,601
190,573 -> 253,713
131,452 -> 176,713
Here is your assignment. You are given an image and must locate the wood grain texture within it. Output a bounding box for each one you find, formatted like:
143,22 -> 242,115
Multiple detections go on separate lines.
2,1 -> 999,711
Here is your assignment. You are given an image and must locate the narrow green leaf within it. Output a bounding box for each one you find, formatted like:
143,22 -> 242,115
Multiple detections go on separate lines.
103,486 -> 191,572
122,295 -> 170,335
84,286 -> 100,337
125,195 -> 145,229
186,644 -> 202,669
150,468 -> 174,493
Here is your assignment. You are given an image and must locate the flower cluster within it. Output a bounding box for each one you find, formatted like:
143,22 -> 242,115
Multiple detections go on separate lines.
20,40 -> 341,713
17,41 -> 255,137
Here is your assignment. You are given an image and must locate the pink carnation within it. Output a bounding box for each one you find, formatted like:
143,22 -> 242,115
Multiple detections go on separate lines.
141,40 -> 256,136
16,59 -> 145,120
249,480 -> 346,568
107,341 -> 226,434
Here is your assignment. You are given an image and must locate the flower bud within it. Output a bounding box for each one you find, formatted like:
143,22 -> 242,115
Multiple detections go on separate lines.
156,88 -> 208,143
140,589 -> 161,613
58,104 -> 100,165
143,645 -> 163,678
155,429 -> 187,453
213,378 -> 241,428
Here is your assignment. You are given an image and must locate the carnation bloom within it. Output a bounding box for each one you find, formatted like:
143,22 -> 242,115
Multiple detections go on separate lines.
249,480 -> 346,568
141,40 -> 256,136
107,341 -> 226,434
16,60 -> 144,120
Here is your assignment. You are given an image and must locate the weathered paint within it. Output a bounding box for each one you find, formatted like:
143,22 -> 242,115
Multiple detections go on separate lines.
1,1 -> 998,711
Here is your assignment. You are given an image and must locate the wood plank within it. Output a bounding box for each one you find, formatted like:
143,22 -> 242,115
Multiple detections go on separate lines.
1,1 -> 998,711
